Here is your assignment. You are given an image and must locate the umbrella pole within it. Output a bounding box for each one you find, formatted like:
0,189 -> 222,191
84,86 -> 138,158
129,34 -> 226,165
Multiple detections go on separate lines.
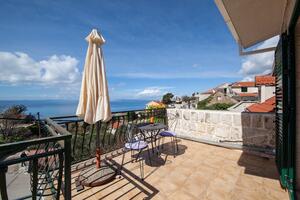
96,148 -> 101,168
78,119 -> 116,187
96,122 -> 101,168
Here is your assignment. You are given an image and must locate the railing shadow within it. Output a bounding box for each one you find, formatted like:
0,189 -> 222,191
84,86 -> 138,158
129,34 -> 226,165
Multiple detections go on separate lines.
70,141 -> 187,200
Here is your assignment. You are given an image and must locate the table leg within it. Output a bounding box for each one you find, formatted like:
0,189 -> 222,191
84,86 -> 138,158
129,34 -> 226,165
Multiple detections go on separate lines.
151,131 -> 155,153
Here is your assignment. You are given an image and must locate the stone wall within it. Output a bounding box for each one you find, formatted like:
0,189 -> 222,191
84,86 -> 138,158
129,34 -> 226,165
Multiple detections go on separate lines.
166,109 -> 275,149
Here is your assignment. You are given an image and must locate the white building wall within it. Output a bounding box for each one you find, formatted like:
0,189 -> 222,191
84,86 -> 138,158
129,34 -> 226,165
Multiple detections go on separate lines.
260,85 -> 275,103
232,86 -> 258,94
195,94 -> 210,101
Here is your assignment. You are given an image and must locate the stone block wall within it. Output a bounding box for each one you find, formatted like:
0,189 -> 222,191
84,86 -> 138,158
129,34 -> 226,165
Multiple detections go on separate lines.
166,109 -> 275,149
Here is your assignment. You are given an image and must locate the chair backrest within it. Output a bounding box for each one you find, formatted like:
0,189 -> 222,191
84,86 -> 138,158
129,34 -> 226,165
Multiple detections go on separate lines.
125,123 -> 139,142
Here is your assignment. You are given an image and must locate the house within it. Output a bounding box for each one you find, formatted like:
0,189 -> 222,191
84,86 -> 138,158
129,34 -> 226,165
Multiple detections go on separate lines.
195,82 -> 232,102
230,75 -> 276,113
230,81 -> 258,101
243,75 -> 276,113
255,75 -> 275,103
194,89 -> 213,102
246,96 -> 276,113
206,91 -> 237,106
230,81 -> 258,94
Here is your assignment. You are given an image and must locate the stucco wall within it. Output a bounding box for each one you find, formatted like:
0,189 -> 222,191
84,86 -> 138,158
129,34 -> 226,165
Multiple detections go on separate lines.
232,86 -> 258,94
260,85 -> 275,103
166,108 -> 275,149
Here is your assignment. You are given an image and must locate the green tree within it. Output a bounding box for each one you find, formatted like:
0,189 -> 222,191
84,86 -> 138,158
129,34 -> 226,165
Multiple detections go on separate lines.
162,93 -> 174,104
2,104 -> 27,118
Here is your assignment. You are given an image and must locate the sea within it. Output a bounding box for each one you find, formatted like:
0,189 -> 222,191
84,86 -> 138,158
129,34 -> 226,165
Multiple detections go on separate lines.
0,99 -> 149,118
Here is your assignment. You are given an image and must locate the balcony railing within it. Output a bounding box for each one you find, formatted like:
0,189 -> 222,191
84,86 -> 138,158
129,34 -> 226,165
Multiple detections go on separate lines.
0,108 -> 166,200
50,108 -> 167,164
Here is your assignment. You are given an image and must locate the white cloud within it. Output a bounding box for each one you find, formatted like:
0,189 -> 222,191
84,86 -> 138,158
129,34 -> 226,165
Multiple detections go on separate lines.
239,36 -> 279,80
0,51 -> 80,85
136,86 -> 172,98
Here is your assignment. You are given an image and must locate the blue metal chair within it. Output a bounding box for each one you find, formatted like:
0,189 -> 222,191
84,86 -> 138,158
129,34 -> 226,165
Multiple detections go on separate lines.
119,123 -> 152,180
159,130 -> 178,156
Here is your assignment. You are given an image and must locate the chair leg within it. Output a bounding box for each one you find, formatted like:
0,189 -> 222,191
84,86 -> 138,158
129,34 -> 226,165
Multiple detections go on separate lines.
162,137 -> 165,149
118,149 -> 126,176
171,137 -> 176,158
136,150 -> 142,162
139,157 -> 144,181
147,148 -> 152,166
131,150 -> 134,162
158,136 -> 161,150
175,136 -> 179,152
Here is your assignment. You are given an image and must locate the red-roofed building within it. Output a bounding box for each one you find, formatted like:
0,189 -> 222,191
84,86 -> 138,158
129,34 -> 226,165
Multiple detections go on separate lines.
255,75 -> 275,86
231,82 -> 258,94
246,96 -> 276,113
230,81 -> 258,101
237,93 -> 258,97
231,81 -> 256,88
255,75 -> 275,103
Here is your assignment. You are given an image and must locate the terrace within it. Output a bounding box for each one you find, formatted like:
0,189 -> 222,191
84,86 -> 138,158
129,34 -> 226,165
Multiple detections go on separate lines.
0,109 -> 288,200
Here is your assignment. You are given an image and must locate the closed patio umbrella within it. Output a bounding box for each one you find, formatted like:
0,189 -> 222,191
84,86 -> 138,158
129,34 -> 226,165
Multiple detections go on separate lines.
76,29 -> 112,124
76,29 -> 115,187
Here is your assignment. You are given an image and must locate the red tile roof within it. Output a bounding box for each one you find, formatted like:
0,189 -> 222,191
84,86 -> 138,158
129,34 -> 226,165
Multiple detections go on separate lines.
237,93 -> 258,97
246,96 -> 275,112
231,81 -> 255,88
255,75 -> 275,86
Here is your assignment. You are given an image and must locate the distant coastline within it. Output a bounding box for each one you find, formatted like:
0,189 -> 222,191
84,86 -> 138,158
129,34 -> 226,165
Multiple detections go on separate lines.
0,99 -> 149,118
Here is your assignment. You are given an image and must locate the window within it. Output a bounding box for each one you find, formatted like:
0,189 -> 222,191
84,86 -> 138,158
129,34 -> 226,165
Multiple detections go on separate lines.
241,87 -> 248,92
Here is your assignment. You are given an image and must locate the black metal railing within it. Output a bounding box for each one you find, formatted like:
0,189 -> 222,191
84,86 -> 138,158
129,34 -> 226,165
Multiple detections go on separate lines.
0,108 -> 166,200
0,118 -> 72,200
50,108 -> 167,164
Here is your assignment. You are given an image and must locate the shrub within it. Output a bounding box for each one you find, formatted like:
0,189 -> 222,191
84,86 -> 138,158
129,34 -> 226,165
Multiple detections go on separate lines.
197,96 -> 233,110
197,95 -> 213,109
2,104 -> 27,118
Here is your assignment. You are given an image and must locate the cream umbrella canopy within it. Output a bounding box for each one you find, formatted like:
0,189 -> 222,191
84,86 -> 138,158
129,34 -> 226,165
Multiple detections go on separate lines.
76,29 -> 112,124
76,30 -> 116,186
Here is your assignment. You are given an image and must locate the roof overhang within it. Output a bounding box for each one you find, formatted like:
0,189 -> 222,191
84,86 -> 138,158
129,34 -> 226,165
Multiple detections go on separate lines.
215,0 -> 296,49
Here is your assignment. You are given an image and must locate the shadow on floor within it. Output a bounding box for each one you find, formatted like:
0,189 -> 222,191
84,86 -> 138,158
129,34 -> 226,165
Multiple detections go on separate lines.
131,141 -> 187,167
237,152 -> 279,180
71,142 -> 187,199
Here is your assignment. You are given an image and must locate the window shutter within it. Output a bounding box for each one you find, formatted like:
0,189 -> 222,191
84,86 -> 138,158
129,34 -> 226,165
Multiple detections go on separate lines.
275,33 -> 295,199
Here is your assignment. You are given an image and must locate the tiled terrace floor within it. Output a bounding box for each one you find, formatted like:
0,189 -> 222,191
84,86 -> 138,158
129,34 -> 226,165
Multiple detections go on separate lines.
70,139 -> 288,200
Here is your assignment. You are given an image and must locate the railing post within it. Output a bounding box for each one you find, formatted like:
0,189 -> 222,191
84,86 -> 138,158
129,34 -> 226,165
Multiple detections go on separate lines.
0,167 -> 8,200
56,152 -> 64,200
32,159 -> 38,200
37,112 -> 41,137
64,136 -> 72,200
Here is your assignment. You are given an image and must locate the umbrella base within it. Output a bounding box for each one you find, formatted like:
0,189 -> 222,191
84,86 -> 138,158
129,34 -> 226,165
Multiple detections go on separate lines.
78,163 -> 116,187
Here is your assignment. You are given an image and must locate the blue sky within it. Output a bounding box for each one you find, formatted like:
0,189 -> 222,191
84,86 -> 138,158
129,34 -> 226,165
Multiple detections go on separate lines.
0,0 -> 277,100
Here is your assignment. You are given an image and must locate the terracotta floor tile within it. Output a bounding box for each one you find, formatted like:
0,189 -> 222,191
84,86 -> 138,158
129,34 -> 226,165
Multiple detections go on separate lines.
69,139 -> 288,200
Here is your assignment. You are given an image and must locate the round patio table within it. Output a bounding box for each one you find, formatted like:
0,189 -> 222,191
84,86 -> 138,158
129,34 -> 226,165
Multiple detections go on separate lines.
137,123 -> 167,153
